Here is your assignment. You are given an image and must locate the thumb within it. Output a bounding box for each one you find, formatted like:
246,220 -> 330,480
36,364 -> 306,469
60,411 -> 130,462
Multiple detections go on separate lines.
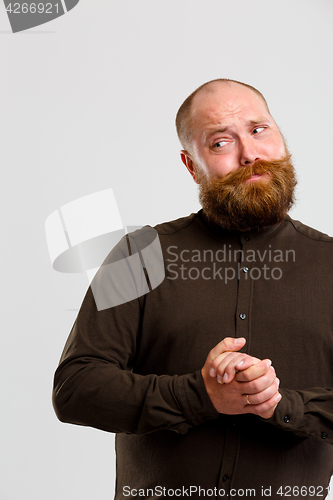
209,337 -> 246,362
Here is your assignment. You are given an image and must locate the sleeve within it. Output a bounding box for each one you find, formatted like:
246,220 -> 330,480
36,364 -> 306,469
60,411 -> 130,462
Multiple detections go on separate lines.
264,387 -> 333,445
52,230 -> 219,435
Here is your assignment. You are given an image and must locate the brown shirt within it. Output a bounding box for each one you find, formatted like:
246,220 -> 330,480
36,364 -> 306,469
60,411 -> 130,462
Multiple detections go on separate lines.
53,211 -> 333,499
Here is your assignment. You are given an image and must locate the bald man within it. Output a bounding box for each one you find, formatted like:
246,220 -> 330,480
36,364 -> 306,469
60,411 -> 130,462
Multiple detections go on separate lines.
53,80 -> 333,499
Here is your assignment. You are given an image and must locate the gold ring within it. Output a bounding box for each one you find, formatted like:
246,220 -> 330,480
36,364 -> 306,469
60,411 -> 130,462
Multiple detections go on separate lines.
246,394 -> 251,405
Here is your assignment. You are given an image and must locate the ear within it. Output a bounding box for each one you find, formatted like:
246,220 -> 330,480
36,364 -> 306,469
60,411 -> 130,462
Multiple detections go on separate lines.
180,150 -> 200,184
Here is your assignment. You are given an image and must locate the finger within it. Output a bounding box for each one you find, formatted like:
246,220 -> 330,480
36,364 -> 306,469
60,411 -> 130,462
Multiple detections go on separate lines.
235,359 -> 272,383
213,353 -> 252,383
245,392 -> 282,418
210,351 -> 246,375
207,337 -> 246,364
240,367 -> 277,395
214,354 -> 261,383
259,402 -> 280,420
235,355 -> 261,371
244,378 -> 280,405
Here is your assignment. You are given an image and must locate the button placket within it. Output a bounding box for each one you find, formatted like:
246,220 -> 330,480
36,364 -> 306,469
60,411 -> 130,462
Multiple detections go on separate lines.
217,419 -> 241,497
235,242 -> 254,340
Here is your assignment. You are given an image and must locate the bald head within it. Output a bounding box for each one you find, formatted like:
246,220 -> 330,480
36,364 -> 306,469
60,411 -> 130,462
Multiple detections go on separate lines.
176,79 -> 270,153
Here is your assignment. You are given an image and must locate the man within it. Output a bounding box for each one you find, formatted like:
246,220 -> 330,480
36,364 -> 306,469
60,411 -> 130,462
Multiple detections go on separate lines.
53,80 -> 333,499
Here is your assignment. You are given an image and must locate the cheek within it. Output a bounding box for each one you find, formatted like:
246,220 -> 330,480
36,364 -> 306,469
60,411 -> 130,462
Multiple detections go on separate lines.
199,149 -> 237,178
209,159 -> 237,179
271,135 -> 287,158
276,142 -> 287,159
261,140 -> 285,160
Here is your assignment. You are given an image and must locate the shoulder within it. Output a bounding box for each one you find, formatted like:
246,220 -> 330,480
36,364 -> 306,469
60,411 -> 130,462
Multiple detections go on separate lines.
153,211 -> 202,236
104,212 -> 202,258
285,216 -> 333,243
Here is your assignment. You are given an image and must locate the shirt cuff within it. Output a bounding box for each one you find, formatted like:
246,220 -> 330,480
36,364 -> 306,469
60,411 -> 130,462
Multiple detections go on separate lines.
175,370 -> 219,427
269,388 -> 304,431
265,388 -> 332,444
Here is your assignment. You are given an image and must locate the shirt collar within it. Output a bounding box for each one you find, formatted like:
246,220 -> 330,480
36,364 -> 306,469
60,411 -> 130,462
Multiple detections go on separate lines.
198,209 -> 290,244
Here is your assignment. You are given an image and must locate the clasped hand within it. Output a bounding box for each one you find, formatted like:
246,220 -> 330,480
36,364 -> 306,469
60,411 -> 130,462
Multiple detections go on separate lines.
201,337 -> 281,419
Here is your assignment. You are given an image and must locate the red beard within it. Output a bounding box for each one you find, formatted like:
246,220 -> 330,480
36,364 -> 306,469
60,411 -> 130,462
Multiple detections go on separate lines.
196,155 -> 297,232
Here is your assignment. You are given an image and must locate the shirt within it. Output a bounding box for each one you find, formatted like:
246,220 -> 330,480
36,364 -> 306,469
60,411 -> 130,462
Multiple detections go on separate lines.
53,210 -> 333,499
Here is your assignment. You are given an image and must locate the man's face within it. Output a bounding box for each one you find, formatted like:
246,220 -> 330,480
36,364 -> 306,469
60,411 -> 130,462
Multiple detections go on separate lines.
180,81 -> 296,231
182,81 -> 286,182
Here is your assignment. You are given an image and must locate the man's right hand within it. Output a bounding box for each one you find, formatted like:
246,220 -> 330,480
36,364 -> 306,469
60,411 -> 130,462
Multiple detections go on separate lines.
201,337 -> 281,419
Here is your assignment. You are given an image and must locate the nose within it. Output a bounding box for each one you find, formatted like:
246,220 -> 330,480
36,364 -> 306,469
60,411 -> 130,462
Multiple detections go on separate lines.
239,138 -> 260,166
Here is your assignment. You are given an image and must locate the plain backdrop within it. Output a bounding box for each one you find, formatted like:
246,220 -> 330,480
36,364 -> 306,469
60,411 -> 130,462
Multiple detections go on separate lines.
1,1 -> 333,499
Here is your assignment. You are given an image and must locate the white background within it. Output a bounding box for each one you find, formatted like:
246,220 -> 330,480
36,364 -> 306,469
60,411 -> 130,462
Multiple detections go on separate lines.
1,1 -> 333,499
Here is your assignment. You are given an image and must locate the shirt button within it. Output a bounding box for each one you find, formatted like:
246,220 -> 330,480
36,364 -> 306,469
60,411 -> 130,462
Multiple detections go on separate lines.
284,415 -> 290,423
321,432 -> 328,439
239,313 -> 246,320
222,475 -> 229,482
243,266 -> 249,273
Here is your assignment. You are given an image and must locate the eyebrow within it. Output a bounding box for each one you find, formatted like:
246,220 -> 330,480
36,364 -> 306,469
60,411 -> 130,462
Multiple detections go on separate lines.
248,117 -> 268,125
204,117 -> 269,141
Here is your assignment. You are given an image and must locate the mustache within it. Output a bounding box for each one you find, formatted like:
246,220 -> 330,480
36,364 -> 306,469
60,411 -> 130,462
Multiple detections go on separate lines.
205,154 -> 293,188
196,153 -> 297,232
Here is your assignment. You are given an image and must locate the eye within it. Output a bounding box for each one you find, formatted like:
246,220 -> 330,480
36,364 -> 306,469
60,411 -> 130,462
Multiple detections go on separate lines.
252,126 -> 266,135
213,139 -> 228,148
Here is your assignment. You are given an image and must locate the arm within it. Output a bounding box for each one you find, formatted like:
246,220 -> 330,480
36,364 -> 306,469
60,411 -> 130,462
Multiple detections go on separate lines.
203,339 -> 333,445
262,387 -> 333,444
52,286 -> 219,435
53,230 -> 223,435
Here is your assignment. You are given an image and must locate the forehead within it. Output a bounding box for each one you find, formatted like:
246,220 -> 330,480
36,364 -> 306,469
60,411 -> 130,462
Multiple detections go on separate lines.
190,82 -> 270,132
